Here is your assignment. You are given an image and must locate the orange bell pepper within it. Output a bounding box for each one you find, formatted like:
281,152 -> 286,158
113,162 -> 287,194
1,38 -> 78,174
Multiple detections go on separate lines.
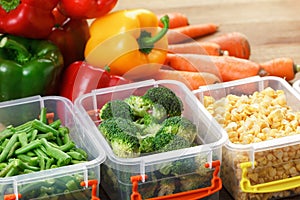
84,9 -> 169,78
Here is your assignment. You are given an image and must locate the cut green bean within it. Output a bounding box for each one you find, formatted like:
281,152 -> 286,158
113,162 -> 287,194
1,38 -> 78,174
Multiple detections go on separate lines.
37,132 -> 56,140
15,139 -> 41,155
41,138 -> 71,167
29,129 -> 38,142
0,159 -> 17,177
0,129 -> 14,141
32,119 -> 59,136
40,107 -> 48,124
0,134 -> 18,162
7,142 -> 20,159
17,154 -> 39,166
18,132 -> 28,147
49,119 -> 61,129
66,151 -> 86,161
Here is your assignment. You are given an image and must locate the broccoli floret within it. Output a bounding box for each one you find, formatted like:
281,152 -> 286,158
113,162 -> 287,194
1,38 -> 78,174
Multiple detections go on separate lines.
179,174 -> 207,192
124,95 -> 167,122
98,117 -> 141,158
153,116 -> 197,152
157,178 -> 176,197
159,157 -> 198,176
99,99 -> 134,121
143,86 -> 183,117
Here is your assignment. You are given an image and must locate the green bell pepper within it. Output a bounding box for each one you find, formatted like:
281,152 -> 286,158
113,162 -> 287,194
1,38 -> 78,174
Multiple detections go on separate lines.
0,34 -> 64,102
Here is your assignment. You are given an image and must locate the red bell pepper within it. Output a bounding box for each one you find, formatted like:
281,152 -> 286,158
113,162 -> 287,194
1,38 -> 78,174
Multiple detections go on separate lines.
57,0 -> 118,19
0,0 -> 59,39
48,8 -> 90,68
60,61 -> 131,102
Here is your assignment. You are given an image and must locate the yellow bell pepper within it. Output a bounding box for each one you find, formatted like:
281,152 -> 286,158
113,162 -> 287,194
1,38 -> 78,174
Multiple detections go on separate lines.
84,9 -> 169,78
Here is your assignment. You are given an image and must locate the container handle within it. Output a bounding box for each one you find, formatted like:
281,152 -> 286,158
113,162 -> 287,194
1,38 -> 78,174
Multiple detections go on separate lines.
3,194 -> 21,200
130,160 -> 222,200
240,161 -> 300,193
80,179 -> 100,200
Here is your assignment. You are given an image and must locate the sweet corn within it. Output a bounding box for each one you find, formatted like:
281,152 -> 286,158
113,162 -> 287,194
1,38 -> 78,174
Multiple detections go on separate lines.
203,87 -> 300,200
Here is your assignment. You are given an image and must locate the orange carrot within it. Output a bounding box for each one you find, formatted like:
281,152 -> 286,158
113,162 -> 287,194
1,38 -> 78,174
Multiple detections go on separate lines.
153,69 -> 221,90
164,53 -> 261,82
157,12 -> 189,29
259,57 -> 299,81
168,41 -> 222,56
164,53 -> 222,79
207,32 -> 251,59
167,23 -> 218,44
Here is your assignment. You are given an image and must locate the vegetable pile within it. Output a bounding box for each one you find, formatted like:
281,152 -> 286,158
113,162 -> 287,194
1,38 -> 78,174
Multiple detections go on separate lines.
0,108 -> 88,178
97,86 -> 198,158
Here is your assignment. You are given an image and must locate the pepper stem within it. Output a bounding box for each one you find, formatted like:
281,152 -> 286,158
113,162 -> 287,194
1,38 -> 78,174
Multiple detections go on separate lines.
138,15 -> 170,54
0,37 -> 31,64
0,0 -> 20,12
294,63 -> 300,74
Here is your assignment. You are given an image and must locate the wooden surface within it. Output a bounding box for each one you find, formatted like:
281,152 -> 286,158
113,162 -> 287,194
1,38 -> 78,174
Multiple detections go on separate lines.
114,0 -> 300,82
101,1 -> 300,199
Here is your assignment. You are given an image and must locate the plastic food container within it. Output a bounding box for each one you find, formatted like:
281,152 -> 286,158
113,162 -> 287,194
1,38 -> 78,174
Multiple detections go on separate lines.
74,79 -> 228,200
293,79 -> 300,94
193,76 -> 300,200
0,96 -> 106,200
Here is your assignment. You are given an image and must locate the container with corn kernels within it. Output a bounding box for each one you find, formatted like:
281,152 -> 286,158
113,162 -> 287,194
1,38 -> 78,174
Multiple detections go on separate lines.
193,76 -> 300,200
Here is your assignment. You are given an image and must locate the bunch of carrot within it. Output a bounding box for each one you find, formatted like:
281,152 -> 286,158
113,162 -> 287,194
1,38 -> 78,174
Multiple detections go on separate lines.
152,12 -> 299,90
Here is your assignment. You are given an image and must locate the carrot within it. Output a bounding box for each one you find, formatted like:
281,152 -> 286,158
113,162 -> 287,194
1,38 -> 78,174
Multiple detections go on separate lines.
259,57 -> 300,81
153,69 -> 221,90
164,53 -> 222,79
168,41 -> 222,56
164,53 -> 261,82
207,32 -> 251,59
167,23 -> 219,44
157,12 -> 189,29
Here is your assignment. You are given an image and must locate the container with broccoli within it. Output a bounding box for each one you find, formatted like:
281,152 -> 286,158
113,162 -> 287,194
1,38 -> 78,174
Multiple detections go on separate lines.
74,80 -> 227,200
98,86 -> 197,157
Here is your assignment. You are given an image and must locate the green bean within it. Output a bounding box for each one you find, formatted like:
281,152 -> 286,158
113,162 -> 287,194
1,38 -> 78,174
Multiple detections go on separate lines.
40,138 -> 71,167
17,154 -> 39,166
0,163 -> 7,170
0,134 -> 18,162
15,139 -> 41,155
32,119 -> 59,136
37,132 -> 56,140
29,129 -> 38,142
0,159 -> 17,177
67,151 -> 86,161
7,141 -> 20,159
66,179 -> 87,200
0,128 -> 14,141
49,119 -> 62,129
5,165 -> 19,177
18,132 -> 28,147
0,138 -> 9,153
16,159 -> 40,171
40,107 -> 48,124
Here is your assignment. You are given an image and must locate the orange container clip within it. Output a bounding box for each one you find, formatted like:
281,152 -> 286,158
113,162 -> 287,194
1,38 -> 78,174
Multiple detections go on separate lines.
3,194 -> 22,200
130,160 -> 222,200
80,179 -> 101,200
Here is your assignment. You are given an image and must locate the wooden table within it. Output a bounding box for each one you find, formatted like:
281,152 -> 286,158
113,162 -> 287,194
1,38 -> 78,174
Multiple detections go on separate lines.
100,1 -> 300,199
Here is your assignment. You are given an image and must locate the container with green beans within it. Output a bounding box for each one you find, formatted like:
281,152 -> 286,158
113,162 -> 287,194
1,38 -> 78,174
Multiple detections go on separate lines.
0,96 -> 106,200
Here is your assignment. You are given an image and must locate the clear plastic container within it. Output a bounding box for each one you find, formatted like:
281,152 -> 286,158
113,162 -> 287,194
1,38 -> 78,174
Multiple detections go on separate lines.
0,95 -> 106,200
193,76 -> 300,200
74,79 -> 228,200
293,79 -> 300,94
